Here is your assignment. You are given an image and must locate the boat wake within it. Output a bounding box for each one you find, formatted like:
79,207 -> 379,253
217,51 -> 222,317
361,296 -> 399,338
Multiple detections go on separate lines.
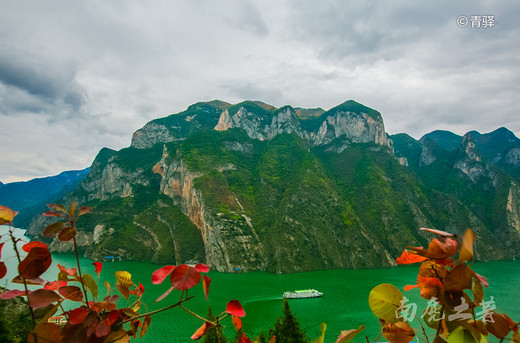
243,296 -> 284,304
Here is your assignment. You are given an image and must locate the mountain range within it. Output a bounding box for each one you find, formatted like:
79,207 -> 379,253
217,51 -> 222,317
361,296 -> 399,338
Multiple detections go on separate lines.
0,169 -> 90,228
15,99 -> 520,273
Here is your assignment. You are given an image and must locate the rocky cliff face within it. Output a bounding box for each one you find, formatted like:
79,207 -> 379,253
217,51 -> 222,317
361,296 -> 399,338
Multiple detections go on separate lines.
153,148 -> 263,272
131,100 -> 393,152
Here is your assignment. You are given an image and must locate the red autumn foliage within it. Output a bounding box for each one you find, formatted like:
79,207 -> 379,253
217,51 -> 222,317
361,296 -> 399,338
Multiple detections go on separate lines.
151,265 -> 175,284
18,246 -> 52,279
395,250 -> 428,264
27,289 -> 61,309
226,300 -> 246,317
22,241 -> 48,252
170,264 -> 201,290
92,261 -> 102,276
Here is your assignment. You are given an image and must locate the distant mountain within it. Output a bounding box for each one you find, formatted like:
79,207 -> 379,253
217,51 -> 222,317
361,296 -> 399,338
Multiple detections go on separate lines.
0,168 -> 90,228
420,130 -> 462,151
0,181 -> 4,189
418,127 -> 520,180
26,100 -> 520,273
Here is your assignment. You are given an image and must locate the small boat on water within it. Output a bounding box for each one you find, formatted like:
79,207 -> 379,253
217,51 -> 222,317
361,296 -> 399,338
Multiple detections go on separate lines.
283,289 -> 323,299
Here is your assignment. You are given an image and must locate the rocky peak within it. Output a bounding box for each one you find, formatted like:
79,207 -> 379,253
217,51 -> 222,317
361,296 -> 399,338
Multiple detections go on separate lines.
214,104 -> 301,141
460,133 -> 482,162
130,99 -> 394,152
304,101 -> 392,148
419,138 -> 438,166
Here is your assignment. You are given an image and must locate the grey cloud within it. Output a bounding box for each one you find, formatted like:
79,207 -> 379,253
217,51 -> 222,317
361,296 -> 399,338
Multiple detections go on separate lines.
227,1 -> 269,36
0,52 -> 85,114
223,82 -> 284,105
0,0 -> 518,181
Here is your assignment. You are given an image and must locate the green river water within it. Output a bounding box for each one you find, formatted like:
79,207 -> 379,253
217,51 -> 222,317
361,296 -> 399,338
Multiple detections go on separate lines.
1,228 -> 519,342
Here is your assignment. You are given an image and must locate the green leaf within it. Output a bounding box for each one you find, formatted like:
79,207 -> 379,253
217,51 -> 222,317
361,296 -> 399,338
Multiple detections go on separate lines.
447,326 -> 487,343
312,323 -> 327,343
368,283 -> 404,324
82,273 -> 98,300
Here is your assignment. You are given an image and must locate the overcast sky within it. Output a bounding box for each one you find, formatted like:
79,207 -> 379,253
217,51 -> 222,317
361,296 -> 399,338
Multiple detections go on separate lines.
1,0 -> 519,183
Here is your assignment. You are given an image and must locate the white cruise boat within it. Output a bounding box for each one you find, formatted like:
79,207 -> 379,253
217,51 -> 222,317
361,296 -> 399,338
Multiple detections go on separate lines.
283,289 -> 323,299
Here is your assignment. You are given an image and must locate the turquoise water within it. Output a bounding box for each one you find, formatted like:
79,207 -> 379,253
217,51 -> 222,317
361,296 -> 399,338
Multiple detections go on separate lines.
1,227 -> 519,342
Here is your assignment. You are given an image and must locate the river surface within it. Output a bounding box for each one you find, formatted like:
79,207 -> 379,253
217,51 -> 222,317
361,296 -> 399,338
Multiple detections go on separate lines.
1,227 -> 519,342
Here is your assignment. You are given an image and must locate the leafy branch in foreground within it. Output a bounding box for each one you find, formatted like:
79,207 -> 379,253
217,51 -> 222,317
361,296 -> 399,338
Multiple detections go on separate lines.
0,204 -> 247,343
369,227 -> 519,343
2,203 -> 519,343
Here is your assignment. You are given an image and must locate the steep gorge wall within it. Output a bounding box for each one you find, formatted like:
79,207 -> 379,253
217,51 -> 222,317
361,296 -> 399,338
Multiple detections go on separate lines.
153,147 -> 264,272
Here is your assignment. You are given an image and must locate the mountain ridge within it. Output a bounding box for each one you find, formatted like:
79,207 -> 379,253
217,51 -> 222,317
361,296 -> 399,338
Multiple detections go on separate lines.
21,99 -> 520,273
0,168 -> 91,228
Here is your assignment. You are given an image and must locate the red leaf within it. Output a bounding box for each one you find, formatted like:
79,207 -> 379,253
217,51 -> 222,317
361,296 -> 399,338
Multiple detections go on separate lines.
140,315 -> 151,338
59,285 -> 83,301
0,242 -> 3,259
78,206 -> 93,216
237,333 -> 252,343
28,323 -> 61,343
28,289 -> 62,309
396,251 -> 428,265
104,295 -> 120,303
195,263 -> 210,273
44,280 -> 68,290
47,203 -> 67,213
18,247 -> 52,279
226,300 -> 246,317
191,322 -> 214,340
95,310 -> 120,337
170,264 -> 201,290
130,282 -> 145,297
68,307 -> 91,325
420,227 -> 455,237
22,241 -> 48,252
434,258 -> 454,266
0,289 -> 28,299
232,315 -> 242,331
404,285 -> 419,291
91,301 -> 117,312
151,265 -> 175,284
474,272 -> 489,288
58,264 -> 77,276
202,275 -> 211,300
0,261 -> 6,280
155,286 -> 174,303
407,236 -> 458,260
42,222 -> 65,237
42,211 -> 62,217
92,262 -> 102,276
11,275 -> 45,285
